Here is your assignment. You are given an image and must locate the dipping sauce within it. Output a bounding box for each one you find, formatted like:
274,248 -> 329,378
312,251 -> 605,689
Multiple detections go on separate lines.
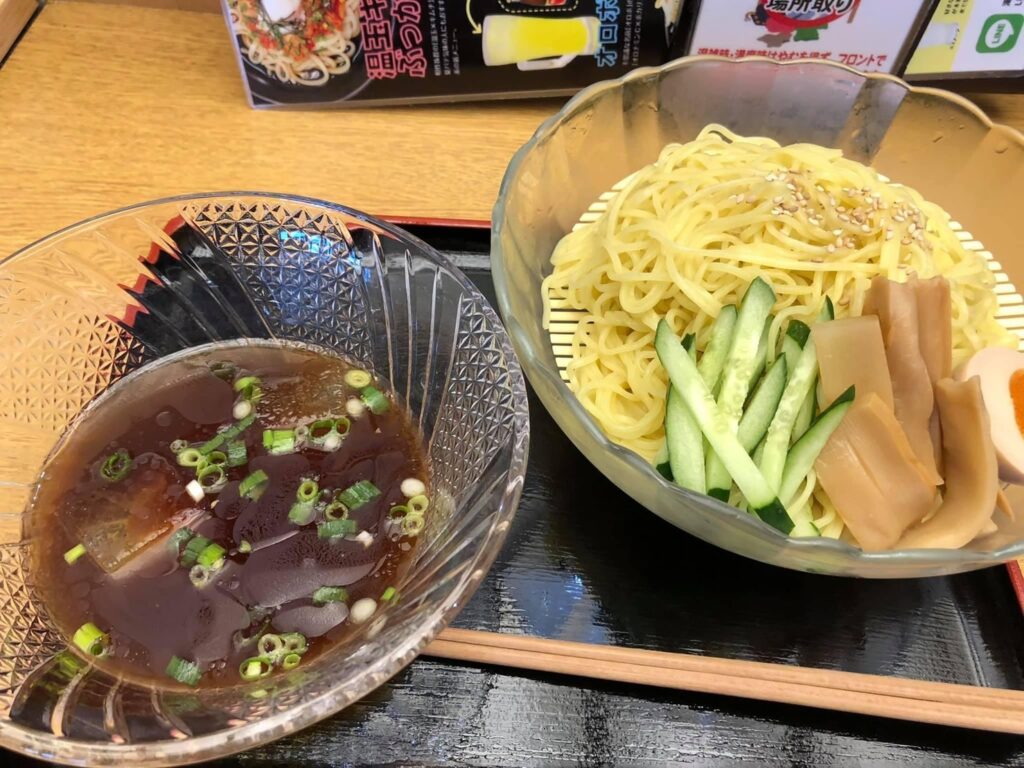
31,341 -> 429,688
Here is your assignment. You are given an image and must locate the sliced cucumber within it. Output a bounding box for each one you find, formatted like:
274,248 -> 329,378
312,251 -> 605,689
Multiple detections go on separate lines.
736,355 -> 787,452
654,441 -> 672,480
779,385 -> 856,506
698,305 -> 738,392
792,384 -> 816,445
780,320 -> 810,373
819,296 -> 835,321
747,318 -> 772,396
705,279 -> 777,497
759,337 -> 820,492
664,335 -> 705,493
655,320 -> 788,529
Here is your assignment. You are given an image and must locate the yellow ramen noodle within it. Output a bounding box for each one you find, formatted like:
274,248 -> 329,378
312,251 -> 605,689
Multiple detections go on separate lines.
543,125 -> 1013,477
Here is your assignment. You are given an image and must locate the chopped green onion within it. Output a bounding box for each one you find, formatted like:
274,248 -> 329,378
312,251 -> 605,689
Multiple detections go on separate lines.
257,633 -> 284,659
408,495 -> 429,515
334,416 -> 351,436
344,369 -> 373,389
63,543 -> 87,565
388,504 -> 408,519
72,622 -> 108,656
310,418 -> 335,441
240,469 -> 269,500
177,448 -> 203,467
281,632 -> 307,654
296,479 -> 319,503
203,450 -> 228,467
381,586 -> 397,602
223,413 -> 257,441
295,425 -> 310,444
168,527 -> 195,556
197,542 -> 226,568
337,480 -> 381,511
312,585 -> 349,604
317,518 -> 358,539
197,463 -> 227,492
239,656 -> 272,681
100,450 -> 132,483
227,440 -> 248,467
210,361 -> 237,381
198,432 -> 226,456
402,513 -> 425,537
288,501 -> 315,526
263,429 -> 296,455
170,439 -> 188,455
324,499 -> 348,521
360,386 -> 389,415
282,652 -> 302,670
190,564 -> 213,588
166,655 -> 202,686
234,376 -> 263,403
233,399 -> 253,421
238,539 -> 252,554
181,535 -> 212,568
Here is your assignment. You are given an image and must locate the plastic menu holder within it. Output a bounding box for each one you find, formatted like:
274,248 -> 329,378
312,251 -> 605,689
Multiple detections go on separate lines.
905,0 -> 1024,80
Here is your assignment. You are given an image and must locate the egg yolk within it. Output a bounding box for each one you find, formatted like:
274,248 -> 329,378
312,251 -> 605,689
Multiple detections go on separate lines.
1011,369 -> 1024,436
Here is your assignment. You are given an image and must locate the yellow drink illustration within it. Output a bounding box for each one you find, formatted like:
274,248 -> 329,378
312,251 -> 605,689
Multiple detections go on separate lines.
482,16 -> 600,70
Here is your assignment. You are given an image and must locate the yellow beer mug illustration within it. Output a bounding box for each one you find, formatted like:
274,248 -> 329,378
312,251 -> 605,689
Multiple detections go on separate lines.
482,15 -> 600,70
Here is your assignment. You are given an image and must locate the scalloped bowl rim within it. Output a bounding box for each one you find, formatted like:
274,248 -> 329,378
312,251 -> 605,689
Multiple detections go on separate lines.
0,191 -> 530,765
491,56 -> 1024,571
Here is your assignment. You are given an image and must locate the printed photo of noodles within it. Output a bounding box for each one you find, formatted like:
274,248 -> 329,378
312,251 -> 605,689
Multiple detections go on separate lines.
543,125 -> 1016,543
230,0 -> 360,87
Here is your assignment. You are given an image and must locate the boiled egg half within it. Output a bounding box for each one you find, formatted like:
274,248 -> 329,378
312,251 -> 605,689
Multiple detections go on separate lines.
958,346 -> 1024,484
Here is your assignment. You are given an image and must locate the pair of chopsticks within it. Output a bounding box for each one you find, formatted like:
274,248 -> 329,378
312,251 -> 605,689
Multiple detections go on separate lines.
424,628 -> 1024,735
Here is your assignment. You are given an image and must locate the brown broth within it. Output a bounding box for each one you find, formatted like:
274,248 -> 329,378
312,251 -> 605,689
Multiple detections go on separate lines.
30,341 -> 427,689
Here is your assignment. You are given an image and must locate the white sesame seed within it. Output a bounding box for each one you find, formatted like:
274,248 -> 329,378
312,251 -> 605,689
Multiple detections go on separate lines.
885,230 -> 895,240
832,228 -> 843,236
894,214 -> 905,222
838,213 -> 850,222
826,244 -> 836,253
861,224 -> 872,233
773,196 -> 784,204
772,208 -> 783,216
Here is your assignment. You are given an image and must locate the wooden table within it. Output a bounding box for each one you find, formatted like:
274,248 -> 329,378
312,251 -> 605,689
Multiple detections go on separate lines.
3,5 -> 1024,768
0,0 -> 1022,260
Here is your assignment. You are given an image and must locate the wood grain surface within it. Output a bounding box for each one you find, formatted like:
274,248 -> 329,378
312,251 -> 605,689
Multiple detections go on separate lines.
0,0 -> 35,61
0,0 -> 556,258
0,1 -> 1022,261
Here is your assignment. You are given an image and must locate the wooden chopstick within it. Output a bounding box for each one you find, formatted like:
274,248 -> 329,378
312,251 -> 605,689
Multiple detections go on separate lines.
424,629 -> 1024,735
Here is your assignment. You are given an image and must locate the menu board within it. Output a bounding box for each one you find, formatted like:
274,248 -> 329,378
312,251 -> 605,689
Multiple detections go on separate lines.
222,0 -> 685,107
684,0 -> 934,74
905,0 -> 1024,77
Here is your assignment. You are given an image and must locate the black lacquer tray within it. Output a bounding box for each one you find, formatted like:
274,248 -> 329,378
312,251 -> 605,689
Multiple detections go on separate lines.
10,220 -> 1024,768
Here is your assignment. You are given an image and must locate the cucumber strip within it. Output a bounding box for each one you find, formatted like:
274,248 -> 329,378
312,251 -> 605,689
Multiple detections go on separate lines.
655,321 -> 787,527
786,319 -> 811,348
704,279 -> 776,496
698,305 -> 737,391
654,441 -> 672,480
819,296 -> 835,321
792,382 -> 816,445
665,336 -> 705,493
759,337 -> 820,492
747,319 -> 772,395
736,355 -> 788,452
780,320 -> 810,373
779,385 -> 856,506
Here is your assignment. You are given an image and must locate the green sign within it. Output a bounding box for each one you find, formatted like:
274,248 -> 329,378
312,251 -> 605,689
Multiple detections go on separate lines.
976,14 -> 1023,54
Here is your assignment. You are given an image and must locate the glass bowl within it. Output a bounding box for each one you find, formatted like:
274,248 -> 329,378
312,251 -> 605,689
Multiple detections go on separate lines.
0,193 -> 529,764
491,56 -> 1024,579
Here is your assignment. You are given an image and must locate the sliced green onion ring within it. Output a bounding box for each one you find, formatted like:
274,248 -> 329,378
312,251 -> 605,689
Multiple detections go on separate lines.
170,439 -> 188,455
177,448 -> 203,468
203,450 -> 228,467
73,622 -> 108,656
238,539 -> 252,554
197,463 -> 227,492
281,652 -> 302,670
197,542 -> 226,569
324,499 -> 348,521
168,527 -> 195,556
180,535 -> 211,568
337,480 -> 381,511
296,479 -> 319,503
281,632 -> 307,654
344,369 -> 372,389
210,361 -> 237,382
198,432 -> 226,456
257,633 -> 284,659
166,655 -> 202,686
402,513 -> 425,537
263,429 -> 296,455
381,586 -> 397,602
64,543 -> 87,565
388,504 -> 408,520
189,564 -> 213,588
334,416 -> 351,436
408,495 -> 429,515
239,656 -> 273,681
310,418 -> 335,441
100,450 -> 132,483
227,440 -> 248,467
